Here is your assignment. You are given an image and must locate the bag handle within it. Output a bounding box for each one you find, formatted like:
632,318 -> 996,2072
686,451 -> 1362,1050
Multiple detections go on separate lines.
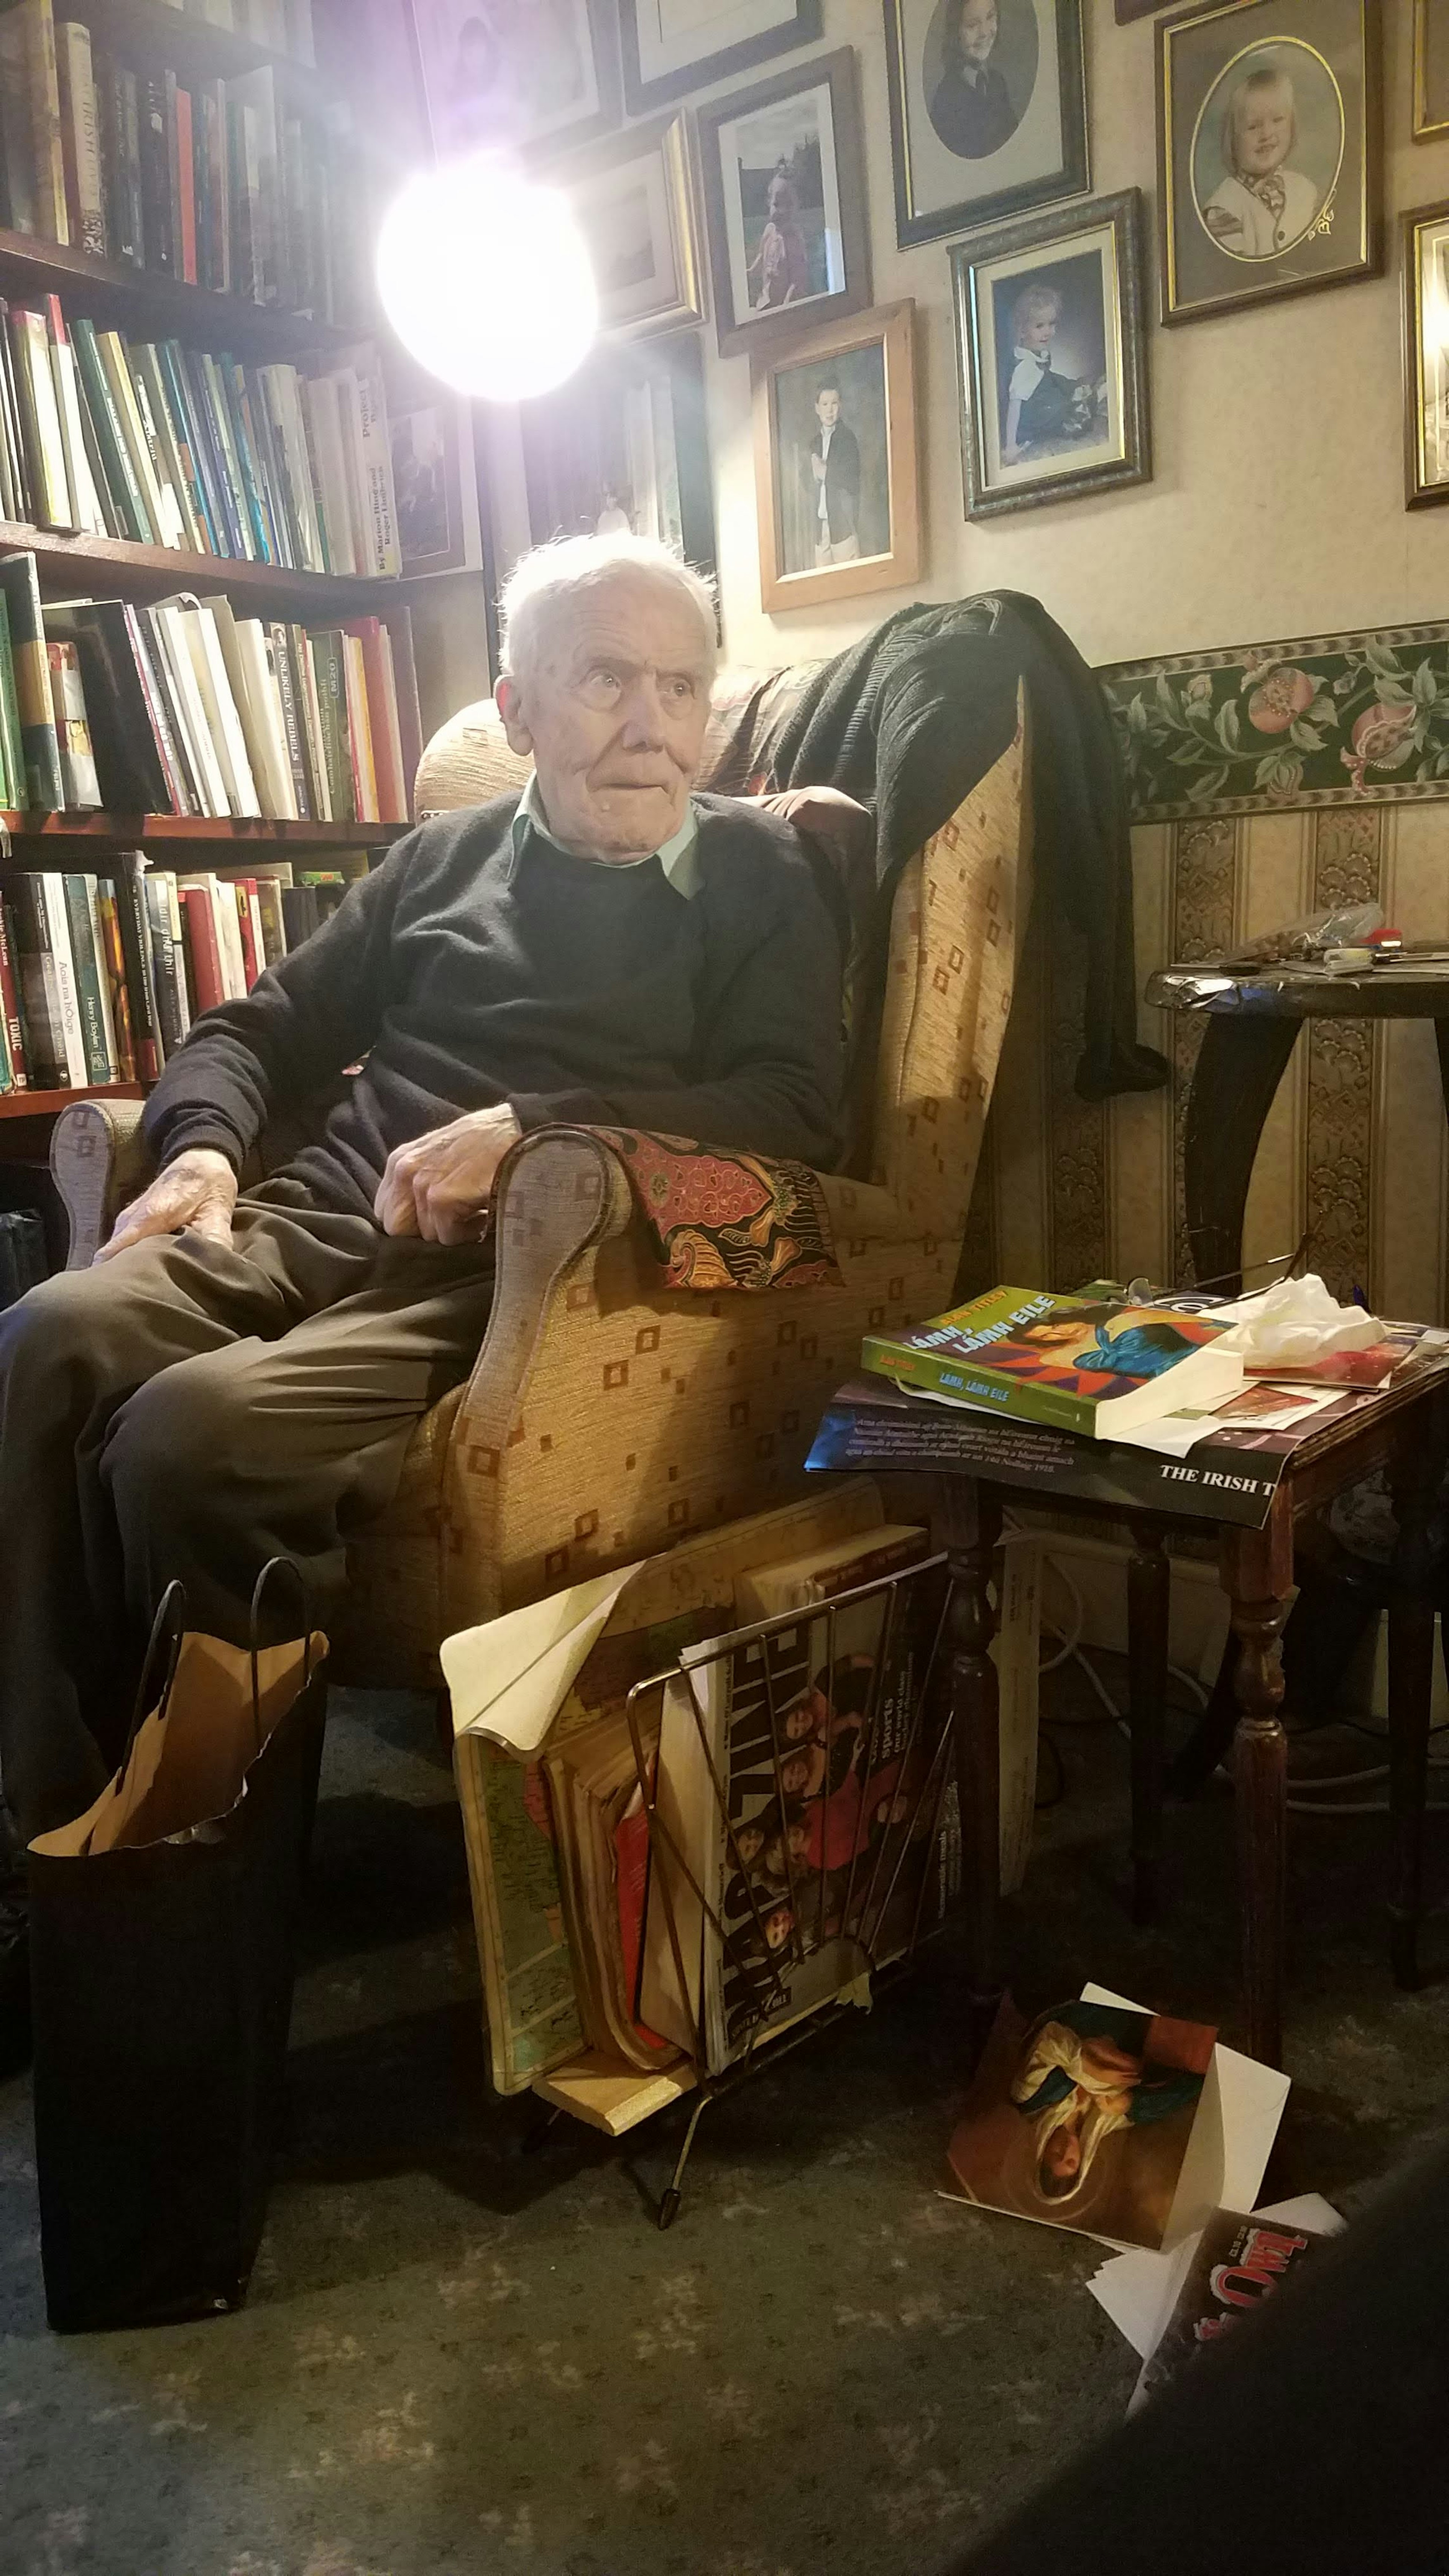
249,1556 -> 315,1755
123,1579 -> 188,1768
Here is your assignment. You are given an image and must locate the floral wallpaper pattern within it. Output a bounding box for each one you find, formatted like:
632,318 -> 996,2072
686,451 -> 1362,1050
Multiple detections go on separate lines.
1100,622 -> 1449,820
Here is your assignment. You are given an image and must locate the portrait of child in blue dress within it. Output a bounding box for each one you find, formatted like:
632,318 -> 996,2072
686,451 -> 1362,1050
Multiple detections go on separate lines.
997,275 -> 1106,466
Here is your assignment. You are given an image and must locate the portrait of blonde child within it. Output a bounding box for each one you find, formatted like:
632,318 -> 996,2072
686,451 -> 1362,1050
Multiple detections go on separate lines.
1002,281 -> 1092,466
1200,62 -> 1321,260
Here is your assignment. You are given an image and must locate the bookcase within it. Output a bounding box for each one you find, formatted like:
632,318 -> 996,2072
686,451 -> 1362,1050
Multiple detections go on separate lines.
0,0 -> 415,1160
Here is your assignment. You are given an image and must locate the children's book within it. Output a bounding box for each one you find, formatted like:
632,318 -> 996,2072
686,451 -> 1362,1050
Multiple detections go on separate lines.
863,1287 -> 1243,1440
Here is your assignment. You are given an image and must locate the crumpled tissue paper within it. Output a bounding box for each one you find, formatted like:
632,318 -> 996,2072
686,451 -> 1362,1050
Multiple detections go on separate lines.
1223,1272 -> 1382,1364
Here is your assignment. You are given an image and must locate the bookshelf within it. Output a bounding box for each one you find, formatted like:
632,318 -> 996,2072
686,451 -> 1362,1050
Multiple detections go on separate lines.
77,0 -> 327,91
0,523 -> 396,611
0,815 -> 408,849
0,226 -> 360,361
0,1082 -> 145,1120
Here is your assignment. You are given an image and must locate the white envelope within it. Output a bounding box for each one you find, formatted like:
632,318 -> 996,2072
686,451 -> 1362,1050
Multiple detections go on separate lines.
440,1561 -> 646,1755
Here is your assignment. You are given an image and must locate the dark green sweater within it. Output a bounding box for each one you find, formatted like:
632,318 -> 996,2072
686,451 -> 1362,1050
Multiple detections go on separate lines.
144,793 -> 848,1219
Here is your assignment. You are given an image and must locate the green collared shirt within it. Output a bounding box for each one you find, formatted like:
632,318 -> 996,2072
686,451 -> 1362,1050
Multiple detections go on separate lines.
509,772 -> 703,900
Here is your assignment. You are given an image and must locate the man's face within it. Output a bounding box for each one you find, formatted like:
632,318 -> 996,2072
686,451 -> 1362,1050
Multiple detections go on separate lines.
959,0 -> 998,66
496,569 -> 712,861
815,388 -> 841,430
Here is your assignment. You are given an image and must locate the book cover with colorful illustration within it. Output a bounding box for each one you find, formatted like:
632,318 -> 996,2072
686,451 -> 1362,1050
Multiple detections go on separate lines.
863,1287 -> 1241,1437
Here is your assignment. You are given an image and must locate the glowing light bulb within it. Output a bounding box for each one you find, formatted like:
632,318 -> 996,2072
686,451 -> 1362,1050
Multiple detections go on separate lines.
377,153 -> 597,403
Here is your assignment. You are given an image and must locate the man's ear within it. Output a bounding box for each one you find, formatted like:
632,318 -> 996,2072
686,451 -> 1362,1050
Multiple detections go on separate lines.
495,675 -> 534,756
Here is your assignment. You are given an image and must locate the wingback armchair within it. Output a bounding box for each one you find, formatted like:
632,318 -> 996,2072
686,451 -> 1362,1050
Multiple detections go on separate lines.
48,668 -> 1031,1689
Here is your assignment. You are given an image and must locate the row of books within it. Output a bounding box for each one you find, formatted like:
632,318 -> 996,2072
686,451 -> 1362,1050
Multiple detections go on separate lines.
0,551 -> 419,820
0,4 -> 361,322
158,3 -> 317,68
0,852 -> 363,1090
0,291 -> 401,577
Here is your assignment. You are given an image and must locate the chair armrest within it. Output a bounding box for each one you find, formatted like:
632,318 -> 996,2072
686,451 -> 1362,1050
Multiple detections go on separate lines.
50,1098 -> 154,1270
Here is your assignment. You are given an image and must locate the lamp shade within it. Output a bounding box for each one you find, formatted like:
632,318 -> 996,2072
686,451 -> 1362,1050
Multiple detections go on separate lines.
376,154 -> 597,404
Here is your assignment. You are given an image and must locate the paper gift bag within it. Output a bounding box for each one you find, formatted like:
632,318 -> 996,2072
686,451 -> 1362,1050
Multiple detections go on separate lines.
28,1563 -> 329,2335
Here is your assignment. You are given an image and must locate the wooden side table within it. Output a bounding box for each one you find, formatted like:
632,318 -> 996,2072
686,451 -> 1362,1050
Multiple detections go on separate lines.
934,1368 -> 1449,2069
1145,961 -> 1449,1292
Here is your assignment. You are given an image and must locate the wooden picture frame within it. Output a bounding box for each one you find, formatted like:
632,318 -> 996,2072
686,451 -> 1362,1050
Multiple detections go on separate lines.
1403,198 -> 1449,508
619,0 -> 822,117
1115,2 -> 1165,20
1157,0 -> 1382,328
697,48 -> 872,360
882,0 -> 1088,254
751,300 -> 920,611
1415,0 -> 1449,140
554,111 -> 706,337
951,188 -> 1151,518
406,0 -> 621,158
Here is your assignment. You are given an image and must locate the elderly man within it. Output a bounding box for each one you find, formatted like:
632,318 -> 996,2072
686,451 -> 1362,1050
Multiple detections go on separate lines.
0,532 -> 849,2064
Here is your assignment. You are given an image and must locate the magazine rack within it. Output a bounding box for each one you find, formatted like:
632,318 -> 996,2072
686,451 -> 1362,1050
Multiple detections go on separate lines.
533,1555 -> 958,2228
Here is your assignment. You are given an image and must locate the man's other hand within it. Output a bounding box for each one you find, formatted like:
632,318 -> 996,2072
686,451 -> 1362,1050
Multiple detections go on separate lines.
756,784 -> 872,862
375,1104 -> 523,1244
95,1148 -> 238,1264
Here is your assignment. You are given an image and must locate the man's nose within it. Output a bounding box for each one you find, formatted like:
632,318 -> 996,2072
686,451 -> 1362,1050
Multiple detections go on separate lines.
616,674 -> 667,747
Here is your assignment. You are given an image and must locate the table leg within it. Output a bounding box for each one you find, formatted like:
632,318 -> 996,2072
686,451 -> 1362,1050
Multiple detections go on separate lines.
937,1478 -> 1003,2044
1127,1522 -> 1170,1924
1182,1017 -> 1301,1292
1220,1500 -> 1294,2068
1387,1414 -> 1444,1992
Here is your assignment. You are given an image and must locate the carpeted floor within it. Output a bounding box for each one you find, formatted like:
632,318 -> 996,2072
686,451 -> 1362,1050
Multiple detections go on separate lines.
3,1669 -> 1448,2576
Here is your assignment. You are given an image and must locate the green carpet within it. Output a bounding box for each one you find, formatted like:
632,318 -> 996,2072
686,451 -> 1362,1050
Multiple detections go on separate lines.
3,1677 -> 1447,2576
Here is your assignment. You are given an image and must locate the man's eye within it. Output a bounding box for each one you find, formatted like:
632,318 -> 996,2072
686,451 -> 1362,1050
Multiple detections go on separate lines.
663,677 -> 696,703
587,667 -> 621,692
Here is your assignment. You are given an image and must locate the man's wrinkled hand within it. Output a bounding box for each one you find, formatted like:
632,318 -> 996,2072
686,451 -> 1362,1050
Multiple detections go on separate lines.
757,783 -> 872,860
374,1104 -> 522,1244
95,1147 -> 238,1264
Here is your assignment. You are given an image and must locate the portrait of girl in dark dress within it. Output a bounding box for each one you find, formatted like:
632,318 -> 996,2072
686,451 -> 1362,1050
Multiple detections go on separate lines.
929,0 -> 1025,159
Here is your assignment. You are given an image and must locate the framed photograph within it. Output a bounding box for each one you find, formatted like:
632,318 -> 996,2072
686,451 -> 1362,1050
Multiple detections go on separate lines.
697,48 -> 871,359
882,0 -> 1088,253
390,398 -> 485,575
406,0 -> 621,158
1403,200 -> 1449,508
751,300 -> 920,611
620,0 -> 822,116
1157,0 -> 1382,328
951,188 -> 1151,518
557,112 -> 706,335
1415,0 -> 1449,140
517,332 -> 717,575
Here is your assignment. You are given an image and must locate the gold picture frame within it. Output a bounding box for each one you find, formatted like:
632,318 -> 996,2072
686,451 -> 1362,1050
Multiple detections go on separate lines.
1415,0 -> 1449,139
1157,0 -> 1382,328
553,111 -> 706,337
751,300 -> 921,612
1403,198 -> 1449,507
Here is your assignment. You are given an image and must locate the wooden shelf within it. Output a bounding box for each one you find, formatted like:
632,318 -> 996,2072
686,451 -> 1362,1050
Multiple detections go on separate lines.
0,226 -> 361,361
0,522 -> 395,612
0,1084 -> 145,1120
1,814 -> 409,849
80,0 -> 327,94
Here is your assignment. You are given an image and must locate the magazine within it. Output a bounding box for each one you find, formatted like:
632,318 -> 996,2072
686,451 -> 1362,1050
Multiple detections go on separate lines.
1131,2205 -> 1329,2410
944,1994 -> 1218,2252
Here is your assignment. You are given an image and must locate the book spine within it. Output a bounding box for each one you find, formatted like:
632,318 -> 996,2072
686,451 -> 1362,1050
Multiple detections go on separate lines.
267,622 -> 311,817
174,86 -> 198,286
160,340 -> 222,552
0,897 -> 29,1087
9,876 -> 67,1088
143,871 -> 184,1055
116,854 -> 162,1078
8,304 -> 70,529
61,874 -> 111,1083
70,316 -> 148,541
56,20 -> 106,257
37,870 -> 88,1085
231,876 -> 261,988
95,881 -> 136,1081
860,1336 -> 1091,1436
180,882 -> 225,1013
0,557 -> 65,809
122,604 -> 190,814
85,875 -> 120,1079
139,73 -> 174,274
26,0 -> 71,245
0,599 -> 25,814
0,17 -> 40,240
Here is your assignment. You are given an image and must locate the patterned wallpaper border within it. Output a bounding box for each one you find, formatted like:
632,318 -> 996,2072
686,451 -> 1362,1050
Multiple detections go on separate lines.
1099,620 -> 1449,824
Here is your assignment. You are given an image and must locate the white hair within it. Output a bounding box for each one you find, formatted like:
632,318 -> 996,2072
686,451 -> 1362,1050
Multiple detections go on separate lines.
498,532 -> 718,691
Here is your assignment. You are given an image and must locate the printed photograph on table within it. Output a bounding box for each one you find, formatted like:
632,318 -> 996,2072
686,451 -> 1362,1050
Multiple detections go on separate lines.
558,112 -> 705,335
407,0 -> 621,155
1415,0 -> 1449,140
752,301 -> 920,611
697,49 -> 872,358
1403,200 -> 1449,509
951,189 -> 1150,519
620,0 -> 822,117
1157,0 -> 1382,326
882,0 -> 1088,252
